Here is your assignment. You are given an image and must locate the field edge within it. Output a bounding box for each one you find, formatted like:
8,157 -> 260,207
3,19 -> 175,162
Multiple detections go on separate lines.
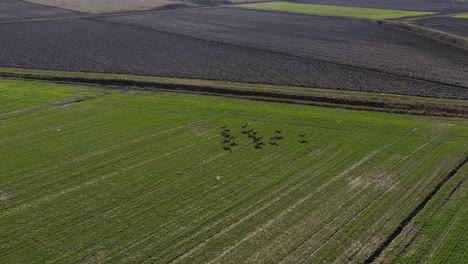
0,67 -> 466,118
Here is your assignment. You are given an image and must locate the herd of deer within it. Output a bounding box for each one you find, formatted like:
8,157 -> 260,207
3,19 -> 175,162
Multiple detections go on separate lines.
220,124 -> 307,152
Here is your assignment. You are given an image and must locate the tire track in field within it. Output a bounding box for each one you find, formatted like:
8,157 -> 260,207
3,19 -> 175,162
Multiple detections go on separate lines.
47,120 -> 287,263
0,128 -> 222,259
426,182 -> 466,263
2,110 -> 228,188
169,126 -> 403,263
159,154 -> 339,263
0,111 -> 232,255
291,132 -> 445,263
166,127 -> 362,263
364,156 -> 468,263
37,134 -> 225,263
204,128 -> 420,263
293,137 -> 443,263
99,116 -> 292,261
0,133 -> 219,219
0,111 -> 229,217
167,123 -> 379,262
249,133 -> 436,263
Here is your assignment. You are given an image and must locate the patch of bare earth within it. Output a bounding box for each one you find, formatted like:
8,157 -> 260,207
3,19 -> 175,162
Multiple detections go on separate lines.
0,191 -> 11,203
82,250 -> 107,264
190,123 -> 215,134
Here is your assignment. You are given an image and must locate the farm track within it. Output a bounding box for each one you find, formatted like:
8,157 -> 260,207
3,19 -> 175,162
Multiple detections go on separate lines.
0,7 -> 467,98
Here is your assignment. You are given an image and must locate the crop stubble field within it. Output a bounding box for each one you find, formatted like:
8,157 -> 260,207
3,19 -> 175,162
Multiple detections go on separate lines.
0,6 -> 467,99
0,79 -> 467,263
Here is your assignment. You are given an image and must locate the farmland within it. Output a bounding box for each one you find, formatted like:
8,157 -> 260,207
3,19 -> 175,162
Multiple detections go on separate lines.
288,0 -> 459,12
453,12 -> 468,18
236,2 -> 435,19
1,0 -> 467,262
0,6 -> 467,98
0,0 -> 79,22
414,16 -> 468,37
25,0 -> 265,14
1,79 -> 467,263
378,163 -> 467,263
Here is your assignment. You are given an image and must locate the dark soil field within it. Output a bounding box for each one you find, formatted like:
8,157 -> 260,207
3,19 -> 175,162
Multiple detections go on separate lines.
288,0 -> 466,12
0,6 -> 467,98
414,16 -> 468,37
0,0 -> 80,22
102,8 -> 468,89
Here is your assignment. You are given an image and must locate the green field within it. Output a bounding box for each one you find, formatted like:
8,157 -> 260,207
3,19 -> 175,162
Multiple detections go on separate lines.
380,165 -> 467,263
236,2 -> 434,19
452,12 -> 468,19
1,79 -> 467,263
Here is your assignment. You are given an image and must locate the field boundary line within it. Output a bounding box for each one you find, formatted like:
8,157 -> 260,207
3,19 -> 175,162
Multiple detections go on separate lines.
207,127 -> 428,263
364,156 -> 468,263
206,141 -> 398,263
291,134 -> 441,263
1,73 -> 466,117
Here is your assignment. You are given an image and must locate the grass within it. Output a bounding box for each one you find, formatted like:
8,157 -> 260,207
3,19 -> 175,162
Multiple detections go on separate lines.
452,13 -> 468,19
1,67 -> 466,118
235,2 -> 434,20
1,79 -> 467,263
379,164 -> 467,263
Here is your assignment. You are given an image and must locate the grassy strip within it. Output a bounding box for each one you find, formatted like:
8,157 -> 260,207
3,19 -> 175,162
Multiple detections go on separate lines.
382,20 -> 468,50
0,67 -> 466,118
235,2 -> 434,20
452,12 -> 468,19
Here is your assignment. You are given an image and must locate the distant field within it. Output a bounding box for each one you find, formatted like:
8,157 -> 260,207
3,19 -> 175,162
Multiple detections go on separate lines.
452,12 -> 468,18
236,2 -> 434,19
413,16 -> 468,37
1,8 -> 467,99
287,0 -> 455,12
0,0 -> 78,22
1,79 -> 467,263
25,0 -> 262,13
26,0 -> 183,13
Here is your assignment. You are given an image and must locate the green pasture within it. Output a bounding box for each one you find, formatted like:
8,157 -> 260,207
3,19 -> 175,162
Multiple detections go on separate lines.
452,12 -> 468,19
0,79 -> 466,263
236,2 -> 434,19
381,165 -> 467,263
